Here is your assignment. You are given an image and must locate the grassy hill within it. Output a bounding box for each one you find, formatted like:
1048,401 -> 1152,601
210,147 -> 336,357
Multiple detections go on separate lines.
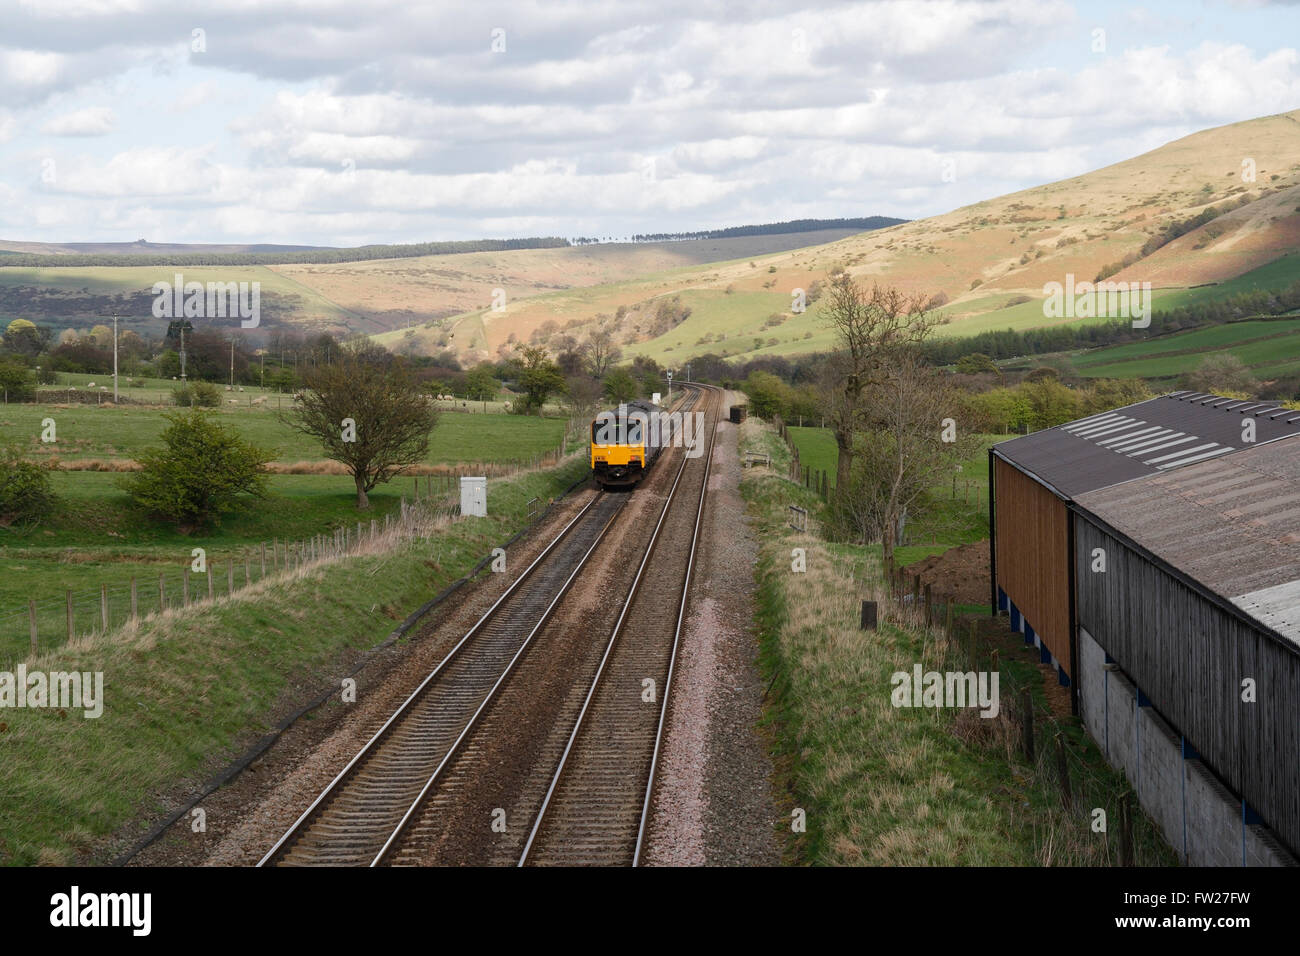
415,109 -> 1300,367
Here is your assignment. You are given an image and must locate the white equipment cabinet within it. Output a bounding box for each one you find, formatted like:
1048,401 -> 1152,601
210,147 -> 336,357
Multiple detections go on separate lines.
460,476 -> 487,517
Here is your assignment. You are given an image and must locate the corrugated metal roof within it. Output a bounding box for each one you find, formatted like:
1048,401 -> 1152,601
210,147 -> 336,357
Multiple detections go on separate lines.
1075,434 -> 1300,644
994,391 -> 1300,498
1233,580 -> 1300,646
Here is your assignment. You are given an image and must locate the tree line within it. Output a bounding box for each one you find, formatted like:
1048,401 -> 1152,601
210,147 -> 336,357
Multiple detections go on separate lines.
0,237 -> 570,269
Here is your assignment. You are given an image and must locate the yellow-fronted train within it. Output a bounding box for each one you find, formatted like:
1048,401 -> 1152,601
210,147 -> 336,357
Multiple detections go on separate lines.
589,399 -> 675,489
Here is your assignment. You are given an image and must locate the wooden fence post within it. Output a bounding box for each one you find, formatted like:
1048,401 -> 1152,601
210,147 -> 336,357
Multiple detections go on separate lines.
1055,732 -> 1073,811
923,583 -> 933,626
100,583 -> 109,632
66,590 -> 73,644
183,568 -> 190,605
261,542 -> 267,577
131,578 -> 138,621
29,598 -> 37,657
1021,689 -> 1034,761
228,562 -> 234,596
1120,793 -> 1134,866
206,564 -> 214,601
159,573 -> 166,612
245,553 -> 250,587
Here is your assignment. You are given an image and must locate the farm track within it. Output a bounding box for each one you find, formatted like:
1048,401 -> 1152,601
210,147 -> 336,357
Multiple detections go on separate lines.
260,384 -> 717,867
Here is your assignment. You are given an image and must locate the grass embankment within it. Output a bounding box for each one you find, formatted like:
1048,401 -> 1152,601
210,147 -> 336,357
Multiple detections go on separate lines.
740,420 -> 1176,866
0,455 -> 591,866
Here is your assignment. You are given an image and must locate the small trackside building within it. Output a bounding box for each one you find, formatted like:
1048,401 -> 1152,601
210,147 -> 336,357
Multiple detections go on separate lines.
990,391 -> 1300,865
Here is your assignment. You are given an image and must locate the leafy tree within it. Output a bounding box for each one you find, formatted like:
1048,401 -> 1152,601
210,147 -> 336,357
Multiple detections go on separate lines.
602,367 -> 637,404
743,370 -> 791,419
955,352 -> 999,376
284,344 -> 438,509
510,346 -> 565,414
0,449 -> 56,526
266,367 -> 297,393
463,364 -> 499,402
1022,378 -> 1081,430
4,319 -> 50,358
173,381 -> 222,407
122,411 -> 271,531
0,360 -> 36,401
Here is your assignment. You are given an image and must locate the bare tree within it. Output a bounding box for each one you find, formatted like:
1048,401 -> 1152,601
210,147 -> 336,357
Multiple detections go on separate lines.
583,326 -> 622,378
821,276 -> 944,497
283,344 -> 438,509
839,352 -> 978,563
564,373 -> 603,422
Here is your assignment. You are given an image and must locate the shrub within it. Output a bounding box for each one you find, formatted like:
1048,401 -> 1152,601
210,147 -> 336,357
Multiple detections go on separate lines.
0,449 -> 56,526
0,359 -> 36,401
172,381 -> 222,407
122,410 -> 272,531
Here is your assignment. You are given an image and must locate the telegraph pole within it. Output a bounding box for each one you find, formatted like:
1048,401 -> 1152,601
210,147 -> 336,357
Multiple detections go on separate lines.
230,339 -> 235,390
112,313 -> 119,403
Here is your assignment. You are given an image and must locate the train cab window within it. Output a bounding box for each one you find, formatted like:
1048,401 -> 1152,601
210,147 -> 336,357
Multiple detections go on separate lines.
626,418 -> 643,444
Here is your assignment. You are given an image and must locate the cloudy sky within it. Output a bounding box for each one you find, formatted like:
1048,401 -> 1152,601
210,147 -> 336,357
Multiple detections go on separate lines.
0,0 -> 1297,246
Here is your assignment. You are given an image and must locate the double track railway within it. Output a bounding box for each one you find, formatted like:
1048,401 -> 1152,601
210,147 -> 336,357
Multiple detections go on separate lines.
259,383 -> 720,867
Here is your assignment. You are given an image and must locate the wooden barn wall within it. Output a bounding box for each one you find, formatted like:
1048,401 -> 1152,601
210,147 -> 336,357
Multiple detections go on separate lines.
994,457 -> 1071,673
1075,518 -> 1300,857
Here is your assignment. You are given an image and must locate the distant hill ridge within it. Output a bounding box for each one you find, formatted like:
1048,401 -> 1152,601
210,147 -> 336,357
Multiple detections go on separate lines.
0,217 -> 903,268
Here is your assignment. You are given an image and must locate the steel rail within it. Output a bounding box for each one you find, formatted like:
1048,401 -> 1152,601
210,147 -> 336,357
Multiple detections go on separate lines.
517,383 -> 719,866
369,499 -> 624,865
257,490 -> 609,867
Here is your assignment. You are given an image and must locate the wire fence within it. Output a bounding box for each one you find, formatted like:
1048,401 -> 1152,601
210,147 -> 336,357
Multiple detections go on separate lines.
0,490 -> 463,669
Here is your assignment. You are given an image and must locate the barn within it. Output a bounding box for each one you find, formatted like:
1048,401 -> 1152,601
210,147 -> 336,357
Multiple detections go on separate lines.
990,391 -> 1300,865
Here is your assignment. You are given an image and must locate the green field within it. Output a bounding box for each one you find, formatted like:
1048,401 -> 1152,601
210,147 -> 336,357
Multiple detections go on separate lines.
0,396 -> 577,664
1070,317 -> 1300,380
0,401 -> 566,466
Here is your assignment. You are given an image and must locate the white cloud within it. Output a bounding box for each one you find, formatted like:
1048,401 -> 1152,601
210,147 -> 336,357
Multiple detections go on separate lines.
0,1 -> 1296,243
41,105 -> 115,135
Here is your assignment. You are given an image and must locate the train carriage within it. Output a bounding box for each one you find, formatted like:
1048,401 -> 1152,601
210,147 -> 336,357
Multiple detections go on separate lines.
590,399 -> 675,488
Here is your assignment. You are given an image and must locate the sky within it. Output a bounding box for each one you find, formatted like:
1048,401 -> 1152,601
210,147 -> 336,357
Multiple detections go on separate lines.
0,0 -> 1297,246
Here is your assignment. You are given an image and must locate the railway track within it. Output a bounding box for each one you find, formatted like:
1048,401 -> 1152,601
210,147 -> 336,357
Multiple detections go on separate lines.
259,383 -> 719,867
518,384 -> 720,866
258,490 -> 625,866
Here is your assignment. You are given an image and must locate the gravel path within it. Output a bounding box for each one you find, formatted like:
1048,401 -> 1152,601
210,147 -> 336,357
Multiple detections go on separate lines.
645,409 -> 782,866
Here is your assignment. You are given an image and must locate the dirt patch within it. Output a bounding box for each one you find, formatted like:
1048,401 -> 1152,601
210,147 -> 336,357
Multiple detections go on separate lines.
901,540 -> 990,607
